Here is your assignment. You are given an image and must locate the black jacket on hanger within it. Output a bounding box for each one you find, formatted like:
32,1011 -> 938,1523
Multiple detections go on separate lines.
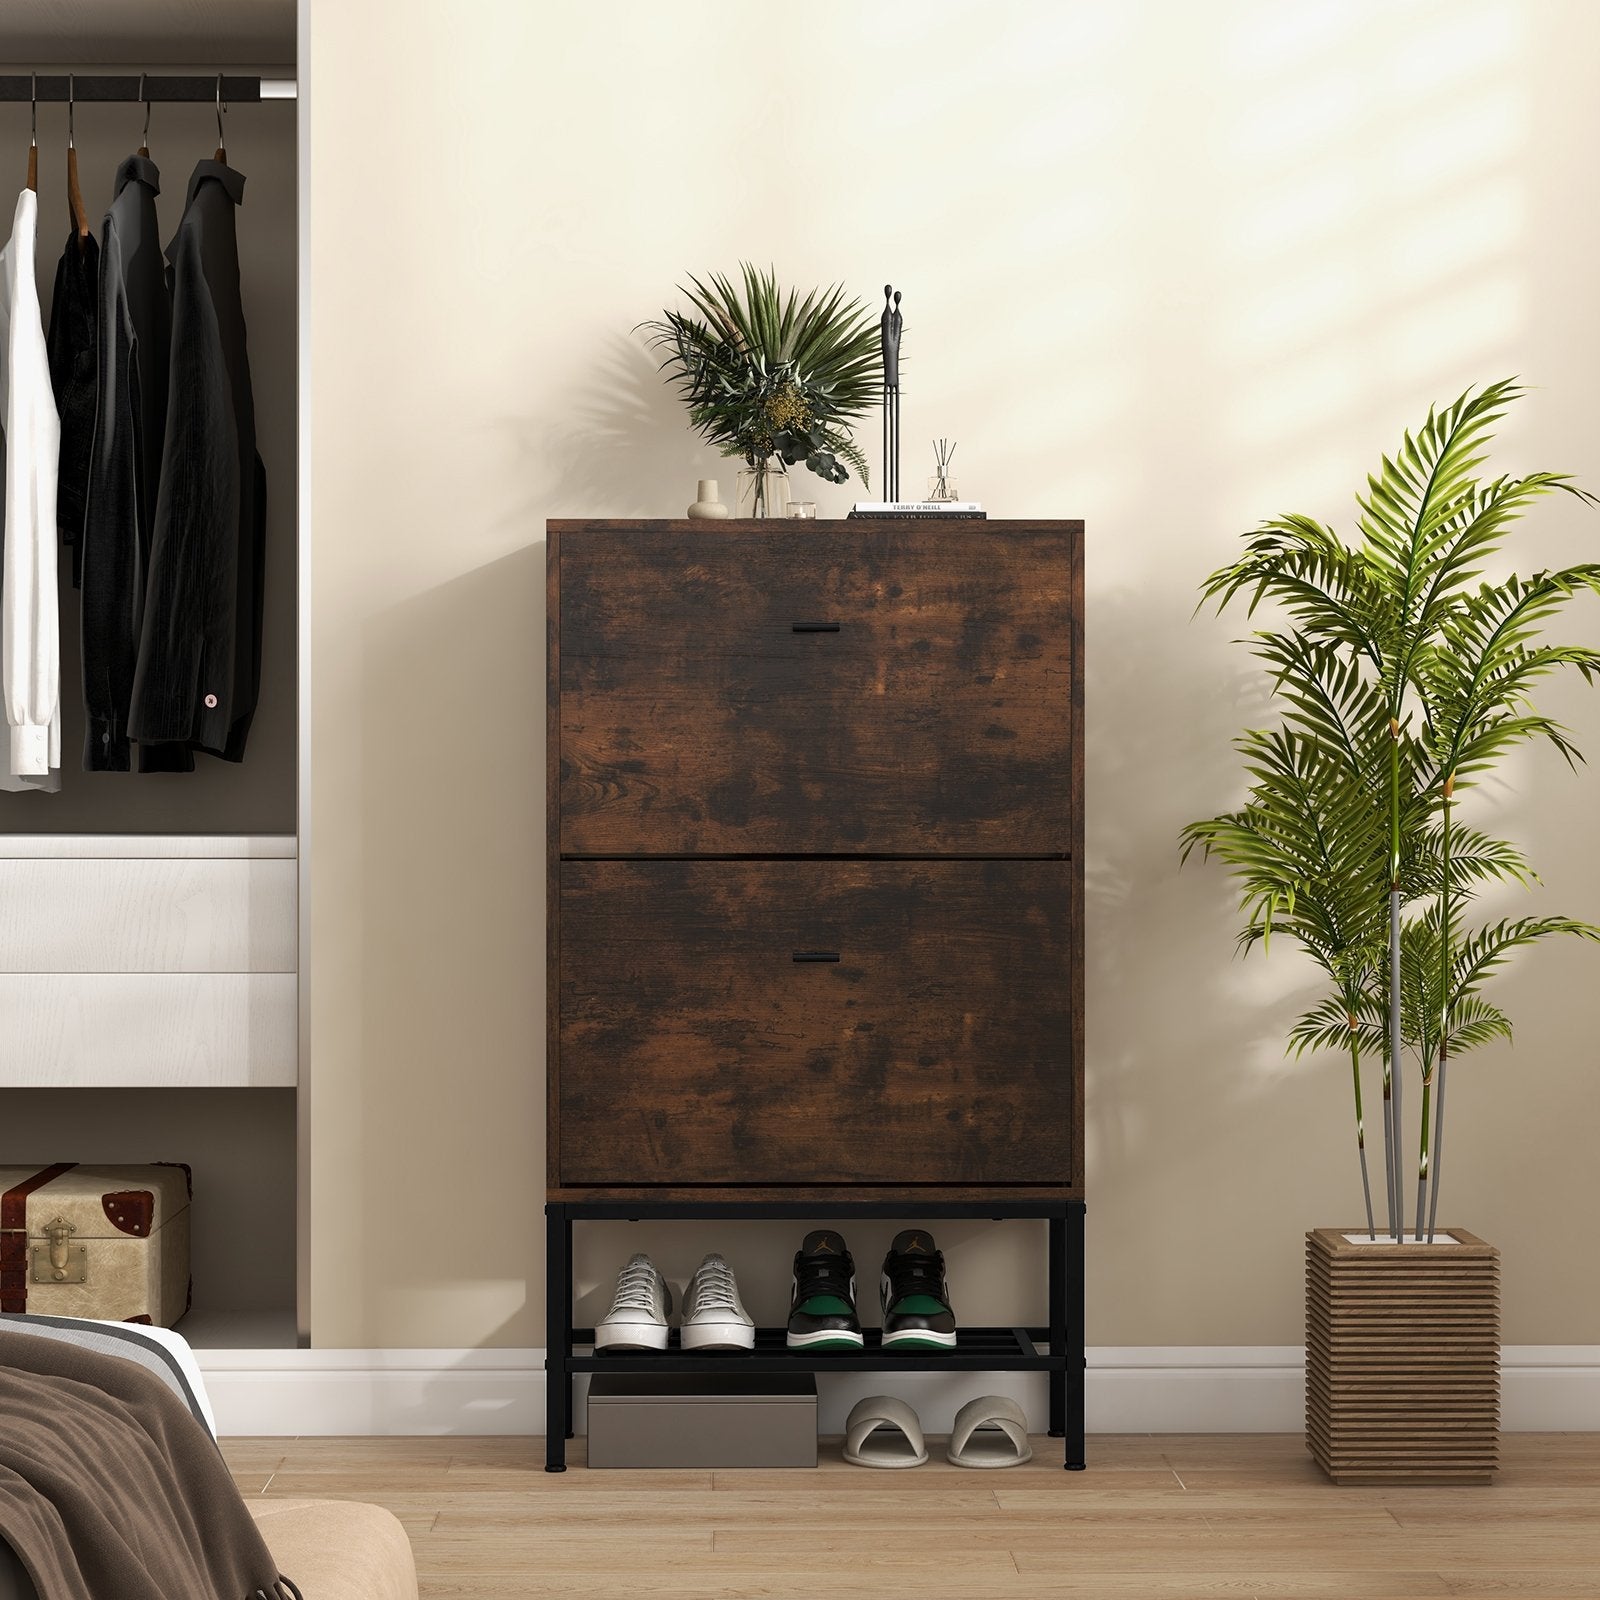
128,158 -> 265,763
79,154 -> 172,771
46,226 -> 99,582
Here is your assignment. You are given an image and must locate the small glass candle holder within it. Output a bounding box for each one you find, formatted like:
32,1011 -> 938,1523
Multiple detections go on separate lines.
788,501 -> 817,519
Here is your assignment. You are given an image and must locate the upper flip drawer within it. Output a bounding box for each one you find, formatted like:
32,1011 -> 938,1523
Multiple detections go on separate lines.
553,521 -> 1078,856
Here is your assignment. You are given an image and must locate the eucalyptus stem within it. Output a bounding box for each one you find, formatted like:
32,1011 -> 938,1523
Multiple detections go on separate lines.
1348,1024 -> 1376,1239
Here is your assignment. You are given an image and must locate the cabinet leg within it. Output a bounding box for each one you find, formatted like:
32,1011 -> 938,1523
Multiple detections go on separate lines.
1065,1201 -> 1086,1470
545,1204 -> 570,1472
1048,1214 -> 1066,1439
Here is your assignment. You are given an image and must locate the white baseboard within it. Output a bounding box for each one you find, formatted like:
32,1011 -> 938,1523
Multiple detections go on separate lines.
195,1345 -> 1600,1437
198,1347 -> 543,1437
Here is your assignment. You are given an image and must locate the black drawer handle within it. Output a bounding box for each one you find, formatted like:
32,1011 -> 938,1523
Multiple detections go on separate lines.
792,621 -> 841,633
792,950 -> 841,963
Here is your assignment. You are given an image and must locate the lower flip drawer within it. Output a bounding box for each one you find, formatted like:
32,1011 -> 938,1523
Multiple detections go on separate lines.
586,1374 -> 818,1468
556,858 -> 1074,1187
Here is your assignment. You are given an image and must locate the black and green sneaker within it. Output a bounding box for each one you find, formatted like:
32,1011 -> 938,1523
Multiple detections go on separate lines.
880,1230 -> 957,1351
786,1230 -> 864,1351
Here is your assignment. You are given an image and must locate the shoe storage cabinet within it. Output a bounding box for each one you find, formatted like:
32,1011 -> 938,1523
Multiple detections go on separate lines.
545,518 -> 1085,1472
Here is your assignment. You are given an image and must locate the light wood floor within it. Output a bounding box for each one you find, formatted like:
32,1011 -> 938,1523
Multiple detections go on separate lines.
221,1433 -> 1600,1599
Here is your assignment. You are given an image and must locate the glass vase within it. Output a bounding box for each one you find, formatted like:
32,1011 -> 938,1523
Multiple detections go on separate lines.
736,461 -> 791,519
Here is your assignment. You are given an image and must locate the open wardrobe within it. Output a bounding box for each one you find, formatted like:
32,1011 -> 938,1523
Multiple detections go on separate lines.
0,5 -> 306,1364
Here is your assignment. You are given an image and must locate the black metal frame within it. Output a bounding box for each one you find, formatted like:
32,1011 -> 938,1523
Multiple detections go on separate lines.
544,1197 -> 1086,1472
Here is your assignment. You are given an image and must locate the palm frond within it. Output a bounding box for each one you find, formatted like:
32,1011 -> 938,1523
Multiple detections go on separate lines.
1290,993 -> 1385,1061
1423,567 -> 1600,783
1200,518 -> 1387,666
1450,914 -> 1600,997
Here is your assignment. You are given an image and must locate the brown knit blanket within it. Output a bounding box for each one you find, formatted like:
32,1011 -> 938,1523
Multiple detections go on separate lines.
0,1328 -> 300,1600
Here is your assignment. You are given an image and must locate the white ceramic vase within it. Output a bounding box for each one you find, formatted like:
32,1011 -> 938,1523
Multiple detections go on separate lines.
688,479 -> 730,519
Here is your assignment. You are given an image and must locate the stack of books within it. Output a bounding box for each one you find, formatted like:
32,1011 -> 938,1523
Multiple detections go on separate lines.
848,501 -> 987,519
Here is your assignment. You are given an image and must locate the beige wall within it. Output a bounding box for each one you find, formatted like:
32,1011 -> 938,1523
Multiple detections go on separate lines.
307,0 -> 1600,1348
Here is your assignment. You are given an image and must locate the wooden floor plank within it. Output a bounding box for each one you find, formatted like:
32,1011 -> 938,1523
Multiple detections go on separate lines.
1439,1577 -> 1600,1598
218,1438 -> 289,1494
228,1433 -> 1600,1600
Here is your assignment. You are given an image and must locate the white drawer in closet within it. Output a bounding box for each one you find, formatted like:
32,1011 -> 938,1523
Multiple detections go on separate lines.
0,973 -> 296,1087
0,849 -> 294,973
0,836 -> 297,1088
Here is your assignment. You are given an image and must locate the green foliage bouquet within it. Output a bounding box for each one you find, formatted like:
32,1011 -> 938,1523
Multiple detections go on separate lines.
643,264 -> 882,507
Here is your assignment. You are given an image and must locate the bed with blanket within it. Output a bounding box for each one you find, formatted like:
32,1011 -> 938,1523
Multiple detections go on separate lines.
0,1316 -> 416,1600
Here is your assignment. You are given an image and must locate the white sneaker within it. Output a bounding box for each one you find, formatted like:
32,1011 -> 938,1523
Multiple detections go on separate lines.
681,1253 -> 755,1351
595,1254 -> 672,1351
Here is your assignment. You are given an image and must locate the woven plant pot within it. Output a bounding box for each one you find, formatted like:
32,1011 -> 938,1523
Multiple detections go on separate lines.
1305,1227 -> 1500,1485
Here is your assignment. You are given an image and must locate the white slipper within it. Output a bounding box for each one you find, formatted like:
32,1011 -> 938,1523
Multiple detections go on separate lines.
843,1395 -> 928,1468
946,1394 -> 1033,1469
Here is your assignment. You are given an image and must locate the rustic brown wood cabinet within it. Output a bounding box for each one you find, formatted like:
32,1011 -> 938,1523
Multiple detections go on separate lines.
547,518 -> 1083,1204
543,518 -> 1085,1471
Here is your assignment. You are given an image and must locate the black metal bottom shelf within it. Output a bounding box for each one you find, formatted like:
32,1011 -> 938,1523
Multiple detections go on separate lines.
544,1198 -> 1085,1472
571,1324 -> 1055,1373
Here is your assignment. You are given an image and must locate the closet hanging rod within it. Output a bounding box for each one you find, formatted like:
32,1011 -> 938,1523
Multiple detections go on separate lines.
0,75 -> 297,104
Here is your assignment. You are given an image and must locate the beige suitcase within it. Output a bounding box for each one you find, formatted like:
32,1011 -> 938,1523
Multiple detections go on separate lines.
0,1163 -> 192,1327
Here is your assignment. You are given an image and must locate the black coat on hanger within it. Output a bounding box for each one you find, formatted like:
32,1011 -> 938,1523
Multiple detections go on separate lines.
46,222 -> 99,576
79,154 -> 170,771
127,157 -> 265,764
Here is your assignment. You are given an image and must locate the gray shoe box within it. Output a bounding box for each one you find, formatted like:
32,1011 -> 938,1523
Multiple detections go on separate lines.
586,1373 -> 818,1469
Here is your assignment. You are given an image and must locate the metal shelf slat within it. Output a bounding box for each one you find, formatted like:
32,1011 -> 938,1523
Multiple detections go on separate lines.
564,1325 -> 1061,1374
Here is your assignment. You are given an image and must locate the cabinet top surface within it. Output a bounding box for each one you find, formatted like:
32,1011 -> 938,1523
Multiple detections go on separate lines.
548,517 -> 1083,534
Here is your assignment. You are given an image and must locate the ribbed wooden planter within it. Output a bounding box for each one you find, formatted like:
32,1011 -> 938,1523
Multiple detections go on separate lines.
1306,1227 -> 1500,1485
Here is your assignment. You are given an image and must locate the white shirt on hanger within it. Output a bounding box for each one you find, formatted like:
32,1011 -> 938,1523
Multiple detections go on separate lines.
0,185 -> 62,791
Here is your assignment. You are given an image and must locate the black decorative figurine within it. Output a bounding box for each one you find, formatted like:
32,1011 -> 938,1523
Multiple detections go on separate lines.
880,285 -> 902,501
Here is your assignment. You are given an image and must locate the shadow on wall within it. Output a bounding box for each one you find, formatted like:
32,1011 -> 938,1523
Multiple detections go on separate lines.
514,333 -> 738,519
355,543 -> 547,1347
1083,581 -> 1358,1320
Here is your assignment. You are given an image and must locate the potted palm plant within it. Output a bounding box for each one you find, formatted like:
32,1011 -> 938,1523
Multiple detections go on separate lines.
643,264 -> 881,516
1183,380 -> 1600,1483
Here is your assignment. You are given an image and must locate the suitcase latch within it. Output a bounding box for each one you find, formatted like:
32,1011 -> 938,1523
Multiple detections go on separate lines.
31,1216 -> 88,1285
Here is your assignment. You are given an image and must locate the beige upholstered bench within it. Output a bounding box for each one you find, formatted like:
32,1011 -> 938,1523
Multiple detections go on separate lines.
248,1500 -> 419,1600
0,1500 -> 416,1600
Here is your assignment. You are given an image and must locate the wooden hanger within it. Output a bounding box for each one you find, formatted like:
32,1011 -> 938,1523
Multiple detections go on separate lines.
25,73 -> 37,192
65,74 -> 89,248
137,73 -> 151,158
213,74 -> 226,163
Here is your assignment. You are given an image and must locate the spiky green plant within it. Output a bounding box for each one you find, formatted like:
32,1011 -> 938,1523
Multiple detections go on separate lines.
642,264 -> 882,509
1183,380 -> 1600,1240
